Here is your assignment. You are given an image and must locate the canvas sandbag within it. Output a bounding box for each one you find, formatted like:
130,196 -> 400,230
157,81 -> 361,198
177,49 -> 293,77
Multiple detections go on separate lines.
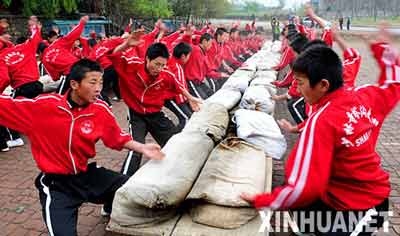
183,103 -> 229,142
186,137 -> 266,207
234,109 -> 287,160
189,203 -> 258,229
239,85 -> 275,115
205,88 -> 242,110
111,197 -> 176,227
112,131 -> 215,217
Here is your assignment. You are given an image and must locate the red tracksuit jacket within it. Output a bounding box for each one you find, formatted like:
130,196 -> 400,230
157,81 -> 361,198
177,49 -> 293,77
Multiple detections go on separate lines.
135,27 -> 160,59
254,42 -> 399,211
110,51 -> 185,114
0,39 -> 13,52
184,42 -> 222,83
275,47 -> 296,71
88,37 -> 124,69
207,40 -> 223,71
0,93 -> 132,174
0,27 -> 42,93
0,60 -> 10,94
343,47 -> 362,87
221,43 -> 242,67
321,28 -> 333,47
42,20 -> 86,81
166,57 -> 188,104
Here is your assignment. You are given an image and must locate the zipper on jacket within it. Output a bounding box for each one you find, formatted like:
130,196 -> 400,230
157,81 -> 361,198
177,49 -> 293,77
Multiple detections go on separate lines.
58,106 -> 93,174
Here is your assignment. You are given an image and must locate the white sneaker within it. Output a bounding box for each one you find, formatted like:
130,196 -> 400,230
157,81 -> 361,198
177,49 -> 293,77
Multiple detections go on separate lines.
101,206 -> 110,217
7,138 -> 24,148
1,147 -> 10,152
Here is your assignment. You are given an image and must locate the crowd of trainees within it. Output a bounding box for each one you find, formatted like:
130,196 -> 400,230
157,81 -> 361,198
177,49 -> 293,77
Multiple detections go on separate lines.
0,5 -> 400,235
239,4 -> 399,235
0,15 -> 265,154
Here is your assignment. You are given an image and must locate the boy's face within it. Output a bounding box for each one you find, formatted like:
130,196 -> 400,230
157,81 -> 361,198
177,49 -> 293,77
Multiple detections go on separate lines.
180,52 -> 191,64
201,39 -> 212,51
49,35 -> 58,43
146,56 -> 167,77
231,31 -> 239,39
294,72 -> 329,105
71,71 -> 103,104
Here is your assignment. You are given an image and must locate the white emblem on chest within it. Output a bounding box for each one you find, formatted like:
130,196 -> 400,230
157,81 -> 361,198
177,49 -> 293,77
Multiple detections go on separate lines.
80,120 -> 94,135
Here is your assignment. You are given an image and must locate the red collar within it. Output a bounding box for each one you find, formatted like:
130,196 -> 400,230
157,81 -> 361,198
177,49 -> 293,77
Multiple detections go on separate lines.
314,87 -> 347,111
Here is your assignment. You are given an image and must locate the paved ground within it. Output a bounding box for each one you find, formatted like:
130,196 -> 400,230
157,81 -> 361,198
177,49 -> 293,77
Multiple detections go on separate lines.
0,39 -> 399,235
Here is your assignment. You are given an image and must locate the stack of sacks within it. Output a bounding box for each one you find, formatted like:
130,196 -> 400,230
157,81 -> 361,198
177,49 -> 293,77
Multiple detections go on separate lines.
186,137 -> 267,229
221,69 -> 256,93
111,103 -> 229,227
235,40 -> 287,160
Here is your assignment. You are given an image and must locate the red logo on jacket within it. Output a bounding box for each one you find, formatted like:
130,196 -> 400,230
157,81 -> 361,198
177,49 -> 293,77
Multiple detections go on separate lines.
80,120 -> 94,135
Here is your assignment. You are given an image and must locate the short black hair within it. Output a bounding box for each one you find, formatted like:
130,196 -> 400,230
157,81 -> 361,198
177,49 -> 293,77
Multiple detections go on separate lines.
146,43 -> 169,61
215,27 -> 227,39
292,45 -> 343,92
200,33 -> 213,44
289,33 -> 309,54
239,30 -> 249,37
230,28 -> 238,34
302,39 -> 328,51
16,36 -> 27,44
37,41 -> 48,54
69,59 -> 103,84
286,24 -> 297,41
47,30 -> 58,39
173,42 -> 192,58
88,38 -> 97,47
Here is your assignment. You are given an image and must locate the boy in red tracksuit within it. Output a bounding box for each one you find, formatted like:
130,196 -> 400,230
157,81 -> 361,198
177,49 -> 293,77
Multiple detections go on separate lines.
0,59 -> 165,236
278,28 -> 363,133
243,30 -> 399,235
0,22 -> 42,151
110,34 -> 202,176
208,28 -> 233,91
88,36 -> 126,101
184,33 -> 228,99
42,16 -> 88,94
134,19 -> 162,59
164,42 -> 193,131
228,28 -> 247,62
272,33 -> 309,124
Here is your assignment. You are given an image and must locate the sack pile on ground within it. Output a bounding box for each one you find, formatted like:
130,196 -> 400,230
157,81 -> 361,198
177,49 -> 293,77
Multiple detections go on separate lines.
110,40 -> 286,231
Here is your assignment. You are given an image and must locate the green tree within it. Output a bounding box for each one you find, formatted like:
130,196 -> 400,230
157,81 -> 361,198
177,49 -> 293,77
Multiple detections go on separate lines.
0,0 -> 12,7
134,0 -> 173,18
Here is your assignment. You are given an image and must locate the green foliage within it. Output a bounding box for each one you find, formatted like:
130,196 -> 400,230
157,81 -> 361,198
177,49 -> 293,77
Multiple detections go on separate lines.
6,0 -> 78,18
133,0 -> 173,18
1,0 -> 12,7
